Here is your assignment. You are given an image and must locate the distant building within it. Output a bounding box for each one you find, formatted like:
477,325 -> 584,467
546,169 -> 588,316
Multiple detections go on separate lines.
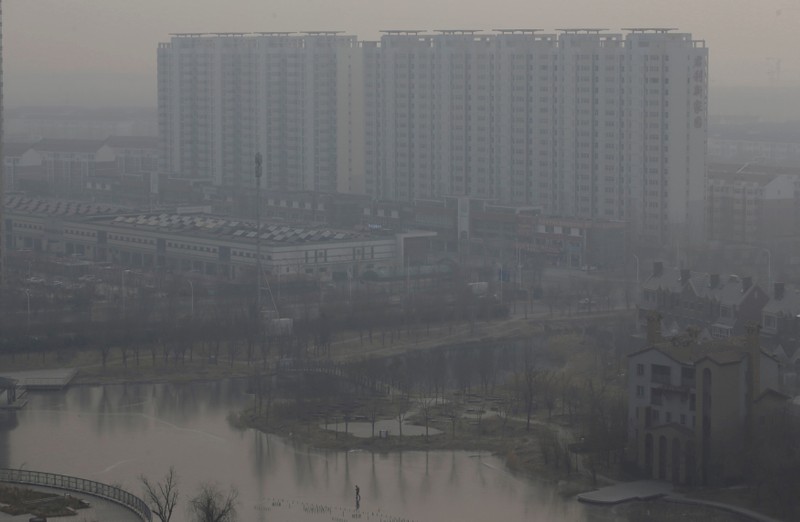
708,122 -> 800,167
8,136 -> 158,203
761,282 -> 800,346
707,163 -> 800,245
628,323 -> 784,485
362,196 -> 627,270
2,195 -> 434,282
638,261 -> 769,339
101,136 -> 159,176
3,142 -> 35,192
1,0 -> 4,285
157,29 -> 708,248
157,32 -> 364,194
17,139 -> 113,198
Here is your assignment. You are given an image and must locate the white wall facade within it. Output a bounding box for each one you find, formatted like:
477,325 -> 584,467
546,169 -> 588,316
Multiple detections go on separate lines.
158,29 -> 707,246
159,33 -> 360,194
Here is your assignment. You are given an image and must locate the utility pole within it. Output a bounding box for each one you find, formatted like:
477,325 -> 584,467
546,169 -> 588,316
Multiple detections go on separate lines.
121,269 -> 131,317
24,289 -> 30,329
255,153 -> 263,314
187,279 -> 194,318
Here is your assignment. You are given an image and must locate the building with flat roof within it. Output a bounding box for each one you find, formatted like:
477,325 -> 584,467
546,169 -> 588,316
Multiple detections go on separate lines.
158,33 -> 364,194
707,162 -> 800,245
157,29 -> 708,248
1,0 -> 4,285
2,195 -> 434,282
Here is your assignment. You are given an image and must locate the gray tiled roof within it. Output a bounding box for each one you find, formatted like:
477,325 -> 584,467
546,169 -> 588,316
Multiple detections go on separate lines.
105,213 -> 370,245
4,195 -> 130,216
642,267 -> 757,306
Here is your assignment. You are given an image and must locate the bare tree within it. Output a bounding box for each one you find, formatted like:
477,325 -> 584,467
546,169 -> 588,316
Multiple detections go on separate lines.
417,396 -> 435,441
442,394 -> 461,439
540,370 -> 557,419
497,390 -> 516,439
366,398 -> 380,439
393,395 -> 409,440
140,466 -> 180,522
189,483 -> 238,522
516,350 -> 538,431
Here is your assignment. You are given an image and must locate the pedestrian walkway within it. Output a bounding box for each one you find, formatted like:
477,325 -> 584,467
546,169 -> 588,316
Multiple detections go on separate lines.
0,484 -> 141,522
0,368 -> 77,390
664,494 -> 784,522
577,480 -> 673,504
578,481 -> 783,522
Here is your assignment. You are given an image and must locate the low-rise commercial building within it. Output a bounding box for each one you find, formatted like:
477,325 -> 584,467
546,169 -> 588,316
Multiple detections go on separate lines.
3,195 -> 434,283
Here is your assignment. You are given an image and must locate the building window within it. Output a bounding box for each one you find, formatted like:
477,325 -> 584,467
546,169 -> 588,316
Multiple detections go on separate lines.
651,409 -> 660,422
651,364 -> 671,385
680,414 -> 686,425
636,385 -> 644,397
665,412 -> 672,423
637,363 -> 644,376
763,315 -> 776,329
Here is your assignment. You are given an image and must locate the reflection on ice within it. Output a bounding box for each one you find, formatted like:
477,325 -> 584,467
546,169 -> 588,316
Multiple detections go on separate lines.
5,380 -> 589,522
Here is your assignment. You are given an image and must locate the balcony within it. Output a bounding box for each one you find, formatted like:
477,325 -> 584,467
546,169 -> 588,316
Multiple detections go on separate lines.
651,373 -> 671,386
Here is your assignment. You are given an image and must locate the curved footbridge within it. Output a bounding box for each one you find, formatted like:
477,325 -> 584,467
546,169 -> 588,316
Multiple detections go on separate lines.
577,480 -> 782,522
0,368 -> 77,391
577,480 -> 673,504
0,468 -> 151,522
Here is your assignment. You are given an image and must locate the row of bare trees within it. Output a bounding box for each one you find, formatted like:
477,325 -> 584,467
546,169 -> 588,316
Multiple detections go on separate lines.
141,467 -> 238,522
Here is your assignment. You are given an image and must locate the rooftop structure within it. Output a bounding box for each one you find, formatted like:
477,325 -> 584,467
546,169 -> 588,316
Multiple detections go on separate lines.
4,195 -> 129,217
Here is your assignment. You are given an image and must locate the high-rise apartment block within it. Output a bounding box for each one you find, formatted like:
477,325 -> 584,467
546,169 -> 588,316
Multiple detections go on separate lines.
1,0 -> 5,284
158,32 -> 364,193
158,29 -> 707,245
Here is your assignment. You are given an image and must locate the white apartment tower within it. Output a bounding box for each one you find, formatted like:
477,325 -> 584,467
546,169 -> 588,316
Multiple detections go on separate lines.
0,0 -> 4,284
623,30 -> 708,246
362,29 -> 707,245
158,29 -> 707,245
158,32 -> 364,193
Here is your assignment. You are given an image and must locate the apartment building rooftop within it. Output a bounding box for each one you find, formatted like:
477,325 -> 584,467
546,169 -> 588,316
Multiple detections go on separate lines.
641,267 -> 759,306
4,195 -> 131,217
30,138 -> 107,154
100,212 -> 380,246
103,136 -> 159,149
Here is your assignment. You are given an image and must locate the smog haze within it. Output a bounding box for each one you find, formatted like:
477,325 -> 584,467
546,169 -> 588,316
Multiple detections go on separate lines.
4,0 -> 799,117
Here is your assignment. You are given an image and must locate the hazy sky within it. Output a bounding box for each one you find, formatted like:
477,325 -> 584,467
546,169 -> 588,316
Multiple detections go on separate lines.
4,0 -> 799,107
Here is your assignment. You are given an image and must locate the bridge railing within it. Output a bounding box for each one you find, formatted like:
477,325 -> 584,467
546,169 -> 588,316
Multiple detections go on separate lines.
0,468 -> 152,522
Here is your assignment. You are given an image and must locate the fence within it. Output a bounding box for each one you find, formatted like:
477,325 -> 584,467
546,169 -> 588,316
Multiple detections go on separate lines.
0,468 -> 152,522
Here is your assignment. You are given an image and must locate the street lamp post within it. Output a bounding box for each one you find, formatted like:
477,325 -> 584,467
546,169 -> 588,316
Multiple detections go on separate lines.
255,153 -> 263,314
760,248 -> 772,290
187,279 -> 195,318
24,289 -> 31,329
121,269 -> 130,316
